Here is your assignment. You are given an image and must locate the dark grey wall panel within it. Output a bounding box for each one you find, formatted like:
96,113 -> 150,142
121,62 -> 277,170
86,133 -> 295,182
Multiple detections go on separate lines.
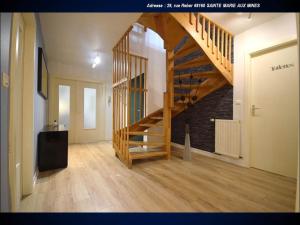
171,84 -> 233,152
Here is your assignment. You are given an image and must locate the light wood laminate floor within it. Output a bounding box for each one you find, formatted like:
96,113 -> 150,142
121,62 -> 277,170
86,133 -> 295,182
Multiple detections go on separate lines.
20,142 -> 296,212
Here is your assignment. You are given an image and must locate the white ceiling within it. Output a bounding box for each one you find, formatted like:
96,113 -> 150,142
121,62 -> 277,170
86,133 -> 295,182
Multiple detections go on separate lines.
202,13 -> 284,35
39,13 -> 141,82
39,13 -> 285,82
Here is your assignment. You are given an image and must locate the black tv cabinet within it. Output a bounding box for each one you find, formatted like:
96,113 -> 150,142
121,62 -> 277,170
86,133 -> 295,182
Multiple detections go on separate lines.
38,125 -> 68,171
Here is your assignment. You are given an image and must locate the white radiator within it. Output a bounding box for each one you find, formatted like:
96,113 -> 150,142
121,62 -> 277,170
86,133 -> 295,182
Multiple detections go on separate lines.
215,119 -> 241,158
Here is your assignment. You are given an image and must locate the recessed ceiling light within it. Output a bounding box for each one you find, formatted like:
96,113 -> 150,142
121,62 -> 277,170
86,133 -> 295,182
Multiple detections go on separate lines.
92,63 -> 96,69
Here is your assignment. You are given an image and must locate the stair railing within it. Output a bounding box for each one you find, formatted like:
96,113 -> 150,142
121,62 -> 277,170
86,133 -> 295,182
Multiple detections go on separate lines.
171,13 -> 234,84
112,26 -> 149,167
112,26 -> 132,166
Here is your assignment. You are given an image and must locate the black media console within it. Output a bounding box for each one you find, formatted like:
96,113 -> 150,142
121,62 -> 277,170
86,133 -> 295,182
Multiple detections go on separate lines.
38,125 -> 68,171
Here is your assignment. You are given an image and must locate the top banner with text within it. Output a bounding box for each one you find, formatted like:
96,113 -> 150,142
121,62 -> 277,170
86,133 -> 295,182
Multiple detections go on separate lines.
0,0 -> 299,12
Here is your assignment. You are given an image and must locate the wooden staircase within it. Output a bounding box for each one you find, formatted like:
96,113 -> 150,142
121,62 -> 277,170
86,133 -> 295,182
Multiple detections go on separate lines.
138,13 -> 233,116
113,13 -> 233,168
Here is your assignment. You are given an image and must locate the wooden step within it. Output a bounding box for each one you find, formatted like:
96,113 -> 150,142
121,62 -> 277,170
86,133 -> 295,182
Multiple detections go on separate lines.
128,141 -> 165,147
129,131 -> 164,136
174,56 -> 210,70
174,84 -> 203,89
174,71 -> 220,80
174,43 -> 198,59
150,116 -> 164,120
175,37 -> 196,53
130,150 -> 167,160
139,123 -> 163,128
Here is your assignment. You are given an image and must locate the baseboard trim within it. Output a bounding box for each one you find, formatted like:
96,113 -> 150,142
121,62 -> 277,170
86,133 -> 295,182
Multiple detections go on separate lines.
171,142 -> 248,167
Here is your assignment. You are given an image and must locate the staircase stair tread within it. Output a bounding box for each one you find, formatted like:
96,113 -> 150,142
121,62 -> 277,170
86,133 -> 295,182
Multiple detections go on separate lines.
175,37 -> 196,54
174,43 -> 199,59
150,116 -> 164,120
174,56 -> 210,70
130,149 -> 167,159
174,71 -> 220,79
129,131 -> 164,136
128,141 -> 165,147
174,84 -> 204,89
139,123 -> 164,127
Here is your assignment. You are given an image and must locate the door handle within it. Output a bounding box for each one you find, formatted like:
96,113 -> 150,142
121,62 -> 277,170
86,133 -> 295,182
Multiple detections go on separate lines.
251,105 -> 262,116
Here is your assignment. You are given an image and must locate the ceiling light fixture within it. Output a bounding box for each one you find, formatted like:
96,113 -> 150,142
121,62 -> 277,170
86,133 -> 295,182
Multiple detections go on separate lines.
92,55 -> 101,69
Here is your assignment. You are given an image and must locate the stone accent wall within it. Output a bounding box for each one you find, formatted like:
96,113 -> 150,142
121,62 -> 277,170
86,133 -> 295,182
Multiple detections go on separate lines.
171,85 -> 233,152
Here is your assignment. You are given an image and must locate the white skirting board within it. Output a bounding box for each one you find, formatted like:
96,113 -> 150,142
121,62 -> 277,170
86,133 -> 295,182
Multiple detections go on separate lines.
171,142 -> 247,168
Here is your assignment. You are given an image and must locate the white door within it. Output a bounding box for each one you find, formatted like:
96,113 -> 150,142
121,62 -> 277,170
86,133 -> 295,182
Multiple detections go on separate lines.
9,13 -> 25,209
250,42 -> 299,178
53,79 -> 76,143
76,82 -> 104,143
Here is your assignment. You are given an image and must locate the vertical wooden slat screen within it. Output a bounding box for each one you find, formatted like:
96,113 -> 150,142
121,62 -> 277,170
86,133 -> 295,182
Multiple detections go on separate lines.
112,26 -> 148,166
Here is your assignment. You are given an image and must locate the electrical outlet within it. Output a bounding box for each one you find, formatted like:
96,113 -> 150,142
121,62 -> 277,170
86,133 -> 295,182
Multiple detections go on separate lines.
2,72 -> 9,88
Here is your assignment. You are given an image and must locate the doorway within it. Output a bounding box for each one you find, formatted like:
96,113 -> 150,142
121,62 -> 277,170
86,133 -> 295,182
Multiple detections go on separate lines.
250,41 -> 299,178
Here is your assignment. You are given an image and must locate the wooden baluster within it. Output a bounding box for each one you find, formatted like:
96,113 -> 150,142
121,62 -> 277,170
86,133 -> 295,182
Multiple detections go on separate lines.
134,56 -> 137,123
202,17 -> 205,40
221,29 -> 224,65
207,20 -> 211,47
116,46 -> 119,83
120,85 -> 123,158
126,34 -> 130,164
123,84 -> 125,160
228,34 -> 232,72
217,27 -> 220,60
139,57 -> 142,120
195,13 -> 199,32
225,32 -> 228,69
212,24 -> 215,55
163,93 -> 171,159
144,59 -> 147,117
113,50 -> 115,84
189,13 -> 192,25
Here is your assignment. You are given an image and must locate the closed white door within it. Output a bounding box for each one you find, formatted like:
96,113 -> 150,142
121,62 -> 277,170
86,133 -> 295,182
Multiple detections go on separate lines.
76,82 -> 104,143
250,42 -> 299,178
51,78 -> 76,143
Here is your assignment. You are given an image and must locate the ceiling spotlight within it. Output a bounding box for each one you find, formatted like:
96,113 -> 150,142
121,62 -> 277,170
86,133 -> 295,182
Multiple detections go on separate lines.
94,56 -> 101,64
92,55 -> 101,68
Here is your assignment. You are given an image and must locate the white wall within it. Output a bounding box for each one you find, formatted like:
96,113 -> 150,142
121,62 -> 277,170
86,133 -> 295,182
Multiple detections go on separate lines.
104,82 -> 113,140
233,13 -> 297,166
130,25 -> 166,114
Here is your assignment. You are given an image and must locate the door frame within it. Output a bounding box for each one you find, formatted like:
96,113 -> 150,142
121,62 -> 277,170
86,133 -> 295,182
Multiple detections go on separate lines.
8,13 -> 36,211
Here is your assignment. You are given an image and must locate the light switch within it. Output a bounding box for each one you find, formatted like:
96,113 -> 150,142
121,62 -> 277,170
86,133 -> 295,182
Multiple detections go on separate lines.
2,72 -> 9,88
